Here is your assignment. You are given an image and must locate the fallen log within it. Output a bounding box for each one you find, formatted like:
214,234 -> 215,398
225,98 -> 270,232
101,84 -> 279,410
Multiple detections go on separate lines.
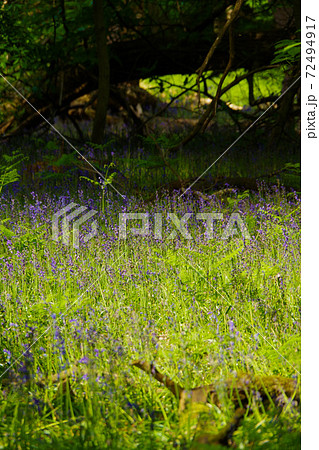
132,360 -> 300,412
1,359 -> 299,447
132,360 -> 300,446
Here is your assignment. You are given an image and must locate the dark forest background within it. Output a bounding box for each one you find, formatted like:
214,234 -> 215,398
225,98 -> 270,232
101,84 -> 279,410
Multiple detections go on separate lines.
0,0 -> 300,196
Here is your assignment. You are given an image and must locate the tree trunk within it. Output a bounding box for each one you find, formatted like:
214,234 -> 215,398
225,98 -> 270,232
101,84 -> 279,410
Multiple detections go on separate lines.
91,0 -> 110,144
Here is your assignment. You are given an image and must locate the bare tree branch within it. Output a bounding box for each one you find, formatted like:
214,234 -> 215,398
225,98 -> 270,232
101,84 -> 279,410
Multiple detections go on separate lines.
196,0 -> 245,99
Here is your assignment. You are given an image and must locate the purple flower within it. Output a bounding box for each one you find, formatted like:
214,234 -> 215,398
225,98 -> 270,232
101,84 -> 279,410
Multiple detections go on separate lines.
3,349 -> 11,361
79,356 -> 89,364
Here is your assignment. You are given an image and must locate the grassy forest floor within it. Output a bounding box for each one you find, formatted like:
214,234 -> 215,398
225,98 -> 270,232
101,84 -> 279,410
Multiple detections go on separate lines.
0,72 -> 300,449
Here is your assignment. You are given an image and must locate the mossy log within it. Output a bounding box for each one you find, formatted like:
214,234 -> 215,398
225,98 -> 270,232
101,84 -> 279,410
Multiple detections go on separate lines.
132,360 -> 300,447
132,360 -> 300,412
1,359 -> 299,447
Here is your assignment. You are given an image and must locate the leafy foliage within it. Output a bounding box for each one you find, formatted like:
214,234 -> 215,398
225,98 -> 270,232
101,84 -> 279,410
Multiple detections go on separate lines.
272,39 -> 301,65
80,162 -> 117,213
0,151 -> 26,195
0,151 -> 26,246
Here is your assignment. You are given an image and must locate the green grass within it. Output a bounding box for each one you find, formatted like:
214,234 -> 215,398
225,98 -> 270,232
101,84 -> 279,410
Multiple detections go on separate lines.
141,69 -> 285,108
0,183 -> 300,449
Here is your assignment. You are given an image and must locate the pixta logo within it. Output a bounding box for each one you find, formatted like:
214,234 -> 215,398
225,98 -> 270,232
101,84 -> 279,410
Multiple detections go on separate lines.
118,212 -> 251,240
52,203 -> 98,248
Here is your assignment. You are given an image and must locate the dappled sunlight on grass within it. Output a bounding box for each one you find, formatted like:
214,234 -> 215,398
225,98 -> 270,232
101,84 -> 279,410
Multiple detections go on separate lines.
0,182 -> 300,448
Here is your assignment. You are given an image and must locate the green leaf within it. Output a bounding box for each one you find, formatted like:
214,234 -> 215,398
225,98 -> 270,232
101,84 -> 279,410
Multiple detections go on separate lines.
0,222 -> 15,239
